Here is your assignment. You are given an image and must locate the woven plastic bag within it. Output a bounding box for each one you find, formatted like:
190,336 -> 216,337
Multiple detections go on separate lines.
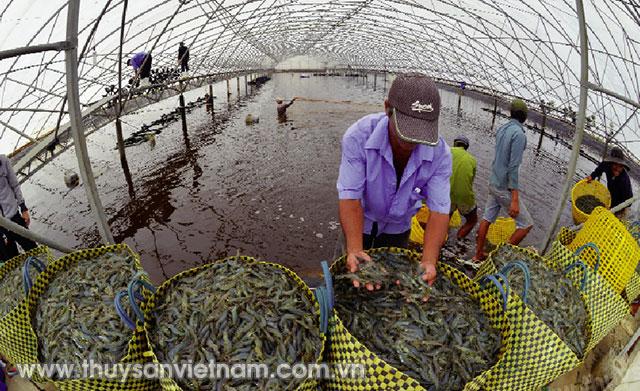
128,256 -> 326,391
571,179 -> 611,224
0,245 -> 158,391
487,217 -> 516,246
566,207 -> 640,293
0,246 -> 52,325
326,247 -> 510,391
468,261 -> 581,391
544,238 -> 630,352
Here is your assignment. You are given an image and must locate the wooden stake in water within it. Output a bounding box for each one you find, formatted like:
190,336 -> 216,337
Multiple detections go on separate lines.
491,97 -> 498,131
226,79 -> 231,101
537,103 -> 547,151
373,73 -> 377,91
179,93 -> 187,134
209,84 -> 215,121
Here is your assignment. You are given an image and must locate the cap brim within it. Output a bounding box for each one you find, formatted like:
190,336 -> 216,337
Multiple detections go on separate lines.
393,109 -> 439,145
604,157 -> 630,170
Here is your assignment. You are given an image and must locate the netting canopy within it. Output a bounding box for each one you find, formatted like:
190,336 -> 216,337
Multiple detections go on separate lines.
1,0 -> 640,160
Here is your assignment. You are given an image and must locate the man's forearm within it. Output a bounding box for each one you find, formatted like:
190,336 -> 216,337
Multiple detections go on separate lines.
339,199 -> 364,253
422,212 -> 449,265
510,189 -> 519,203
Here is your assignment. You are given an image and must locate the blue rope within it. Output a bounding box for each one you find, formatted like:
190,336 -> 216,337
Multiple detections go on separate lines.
314,287 -> 329,334
564,261 -> 589,291
321,261 -> 334,311
114,291 -> 136,330
573,242 -> 602,273
480,274 -> 509,313
499,261 -> 531,304
22,256 -> 47,295
127,272 -> 156,323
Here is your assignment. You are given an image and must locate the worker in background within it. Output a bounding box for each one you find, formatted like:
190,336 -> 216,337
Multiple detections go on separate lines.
450,135 -> 478,239
178,42 -> 190,74
586,146 -> 633,218
127,51 -> 153,87
0,155 -> 37,261
337,73 -> 452,287
276,97 -> 297,122
474,99 -> 534,261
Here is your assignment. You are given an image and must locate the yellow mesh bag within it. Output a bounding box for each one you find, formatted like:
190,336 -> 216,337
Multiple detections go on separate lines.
487,217 -> 516,246
409,208 -> 460,245
544,239 -> 630,353
571,179 -> 611,224
0,246 -> 52,324
0,245 -> 158,391
567,207 -> 639,293
326,247 -> 510,391
130,256 -> 326,391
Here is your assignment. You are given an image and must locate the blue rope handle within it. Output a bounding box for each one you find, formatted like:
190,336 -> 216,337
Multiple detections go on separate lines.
573,242 -> 602,273
115,290 -> 146,330
480,274 -> 510,313
499,260 -> 531,305
22,256 -> 47,295
321,261 -> 334,311
564,261 -> 589,291
314,287 -> 329,334
127,271 -> 156,323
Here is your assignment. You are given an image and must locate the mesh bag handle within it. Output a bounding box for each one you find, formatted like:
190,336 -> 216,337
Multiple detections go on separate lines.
499,260 -> 531,304
314,261 -> 334,334
563,261 -> 590,291
128,271 -> 156,323
480,274 -> 510,312
114,290 -> 145,330
573,242 -> 602,273
22,256 -> 47,294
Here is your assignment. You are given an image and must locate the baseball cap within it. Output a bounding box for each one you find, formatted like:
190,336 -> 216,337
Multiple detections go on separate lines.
511,99 -> 528,114
388,73 -> 441,145
453,135 -> 470,148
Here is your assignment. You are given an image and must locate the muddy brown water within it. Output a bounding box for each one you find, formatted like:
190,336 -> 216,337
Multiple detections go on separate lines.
20,73 -> 639,286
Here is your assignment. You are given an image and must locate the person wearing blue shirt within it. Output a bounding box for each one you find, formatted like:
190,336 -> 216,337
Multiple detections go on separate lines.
474,99 -> 534,261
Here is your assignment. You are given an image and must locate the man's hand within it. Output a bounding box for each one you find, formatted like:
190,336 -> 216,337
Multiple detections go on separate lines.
21,210 -> 31,227
508,199 -> 520,218
419,260 -> 437,287
585,176 -> 593,183
346,251 -> 372,289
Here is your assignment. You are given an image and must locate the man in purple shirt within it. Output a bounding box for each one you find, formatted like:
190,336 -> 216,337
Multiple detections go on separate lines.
127,51 -> 152,86
337,74 -> 452,286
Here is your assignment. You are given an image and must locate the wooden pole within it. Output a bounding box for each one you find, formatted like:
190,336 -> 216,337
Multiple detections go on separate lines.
491,97 -> 498,131
537,104 -> 547,151
237,76 -> 240,95
226,79 -> 231,102
179,93 -> 188,134
209,84 -> 215,121
373,73 -> 377,91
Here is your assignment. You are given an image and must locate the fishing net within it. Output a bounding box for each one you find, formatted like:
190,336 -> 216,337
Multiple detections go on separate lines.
326,247 -> 510,391
570,179 -> 611,224
0,246 -> 52,324
545,233 -> 630,353
566,207 -> 639,293
131,256 -> 325,391
0,245 -> 158,391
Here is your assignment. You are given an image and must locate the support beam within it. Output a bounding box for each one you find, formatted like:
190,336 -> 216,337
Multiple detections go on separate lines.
65,0 -> 114,244
0,215 -> 73,253
587,82 -> 640,110
541,0 -> 589,253
179,93 -> 188,134
0,108 -> 67,113
0,41 -> 73,61
0,119 -> 36,142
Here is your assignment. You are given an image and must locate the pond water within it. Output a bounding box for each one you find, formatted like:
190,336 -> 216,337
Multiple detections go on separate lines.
21,73 -> 638,286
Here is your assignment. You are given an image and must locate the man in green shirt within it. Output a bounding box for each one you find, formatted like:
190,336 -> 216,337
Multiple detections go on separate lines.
450,136 -> 478,239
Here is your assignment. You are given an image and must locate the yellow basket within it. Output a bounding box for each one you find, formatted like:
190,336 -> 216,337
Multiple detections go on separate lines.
487,217 -> 516,246
567,207 -> 640,293
409,206 -> 461,245
571,179 -> 611,224
133,256 -> 326,391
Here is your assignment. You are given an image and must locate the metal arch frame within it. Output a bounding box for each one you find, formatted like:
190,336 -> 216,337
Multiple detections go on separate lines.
1,0 -> 640,251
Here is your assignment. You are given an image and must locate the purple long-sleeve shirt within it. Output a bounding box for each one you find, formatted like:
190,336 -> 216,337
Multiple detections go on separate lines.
337,113 -> 452,235
130,52 -> 147,70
